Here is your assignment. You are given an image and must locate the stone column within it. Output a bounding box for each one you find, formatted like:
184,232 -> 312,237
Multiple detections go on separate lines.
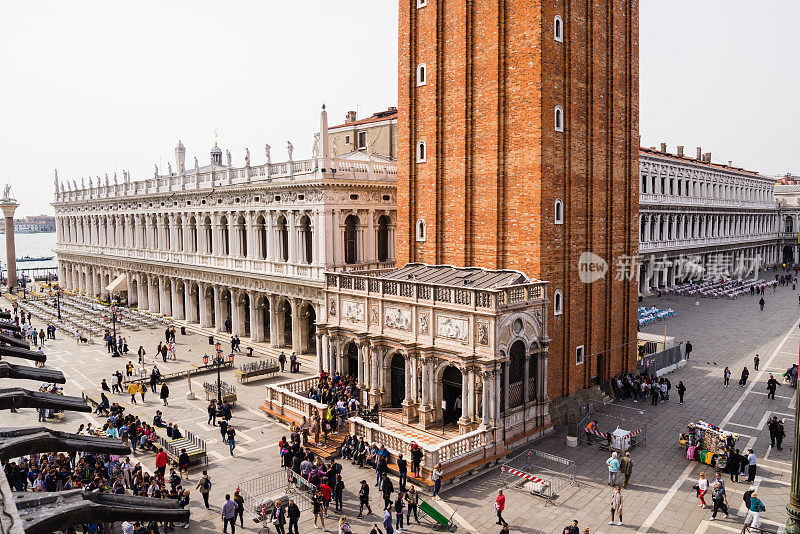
148,278 -> 159,312
290,298 -> 301,353
322,333 -> 330,371
467,367 -> 476,420
183,280 -> 194,323
357,342 -> 365,389
419,357 -> 434,427
481,369 -> 492,428
316,333 -> 324,372
268,295 -> 279,348
213,285 -> 223,333
247,291 -> 260,342
458,365 -> 470,429
171,280 -> 183,319
198,283 -> 210,328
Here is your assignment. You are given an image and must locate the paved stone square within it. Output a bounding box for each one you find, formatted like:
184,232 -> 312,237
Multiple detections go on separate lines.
3,276 -> 798,534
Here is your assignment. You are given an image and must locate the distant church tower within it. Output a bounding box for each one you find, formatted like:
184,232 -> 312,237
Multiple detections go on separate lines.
175,140 -> 186,173
397,0 -> 639,397
210,142 -> 223,166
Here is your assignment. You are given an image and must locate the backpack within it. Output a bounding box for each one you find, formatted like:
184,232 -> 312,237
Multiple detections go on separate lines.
203,477 -> 211,490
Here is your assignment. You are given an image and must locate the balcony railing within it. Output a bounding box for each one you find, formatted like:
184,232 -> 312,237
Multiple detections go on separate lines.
639,193 -> 774,210
54,156 -> 398,204
640,233 -> 779,252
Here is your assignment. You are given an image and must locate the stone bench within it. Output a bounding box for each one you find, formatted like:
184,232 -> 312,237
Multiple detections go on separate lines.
235,364 -> 279,383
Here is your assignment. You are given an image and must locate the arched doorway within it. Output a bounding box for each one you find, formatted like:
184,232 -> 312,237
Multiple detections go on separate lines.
784,246 -> 795,264
305,305 -> 316,354
377,215 -> 390,262
347,342 -> 359,378
442,366 -> 463,424
242,293 -> 251,337
344,215 -> 358,264
282,301 -> 292,347
390,353 -> 405,408
508,340 -> 525,409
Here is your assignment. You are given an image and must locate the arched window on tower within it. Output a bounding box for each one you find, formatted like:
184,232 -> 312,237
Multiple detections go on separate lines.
416,219 -> 426,242
554,290 -> 563,316
416,140 -> 427,163
554,199 -> 564,224
554,15 -> 564,42
554,106 -> 564,132
417,64 -> 427,86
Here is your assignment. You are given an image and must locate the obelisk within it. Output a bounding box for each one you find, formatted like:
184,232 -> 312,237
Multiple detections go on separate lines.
0,186 -> 19,289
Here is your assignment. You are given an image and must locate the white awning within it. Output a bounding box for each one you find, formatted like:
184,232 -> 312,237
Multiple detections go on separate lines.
106,273 -> 128,293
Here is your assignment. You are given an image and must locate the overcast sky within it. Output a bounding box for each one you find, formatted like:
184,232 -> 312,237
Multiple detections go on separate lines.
1,0 -> 797,217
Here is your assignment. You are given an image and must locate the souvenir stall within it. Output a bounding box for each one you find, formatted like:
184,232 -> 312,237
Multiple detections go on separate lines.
680,420 -> 738,469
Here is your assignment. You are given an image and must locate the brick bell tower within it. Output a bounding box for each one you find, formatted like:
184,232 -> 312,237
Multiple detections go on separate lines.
397,0 -> 640,397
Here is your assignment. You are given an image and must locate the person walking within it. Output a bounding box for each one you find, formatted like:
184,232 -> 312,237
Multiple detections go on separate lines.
767,374 -> 780,400
138,381 -> 146,403
754,354 -> 760,371
650,382 -> 659,405
606,452 -> 620,486
744,491 -> 766,528
357,480 -> 373,518
394,492 -> 405,533
227,426 -> 236,456
405,485 -> 419,525
160,383 -> 170,406
287,499 -> 300,534
219,418 -> 228,444
709,481 -> 729,520
746,449 -> 757,482
196,470 -> 211,509
776,420 -> 786,450
677,381 -> 686,404
312,490 -> 325,531
271,501 -> 286,534
697,472 -> 709,508
432,463 -> 443,498
380,473 -> 394,509
685,340 -> 692,360
495,489 -> 508,527
339,516 -> 352,534
278,352 -> 286,372
759,297 -> 765,311
620,452 -> 633,488
723,367 -> 731,387
222,494 -> 237,534
740,367 -> 750,388
137,346 -> 146,364
127,382 -> 138,404
207,401 -> 217,426
233,490 -> 245,528
607,486 -> 623,526
333,474 -> 345,513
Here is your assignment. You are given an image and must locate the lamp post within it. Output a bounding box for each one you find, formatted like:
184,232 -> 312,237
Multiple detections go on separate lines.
110,305 -> 119,357
205,350 -> 234,404
786,381 -> 800,533
56,285 -> 62,321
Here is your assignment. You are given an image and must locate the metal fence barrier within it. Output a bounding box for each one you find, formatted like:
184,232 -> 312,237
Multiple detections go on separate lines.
500,449 -> 577,504
637,345 -> 685,376
239,469 -> 316,517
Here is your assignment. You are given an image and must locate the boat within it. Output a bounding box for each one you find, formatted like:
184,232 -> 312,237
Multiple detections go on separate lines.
16,255 -> 54,262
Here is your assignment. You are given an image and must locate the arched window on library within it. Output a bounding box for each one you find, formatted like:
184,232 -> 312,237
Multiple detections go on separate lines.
554,15 -> 564,42
554,106 -> 564,132
377,214 -> 390,262
554,199 -> 564,224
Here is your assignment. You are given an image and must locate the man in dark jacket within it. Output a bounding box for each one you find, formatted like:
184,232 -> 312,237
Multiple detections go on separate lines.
286,499 -> 300,534
728,449 -> 742,482
381,473 -> 394,508
767,375 -> 780,400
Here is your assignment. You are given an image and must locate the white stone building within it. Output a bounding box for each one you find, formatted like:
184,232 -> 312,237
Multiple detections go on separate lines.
638,145 -> 780,293
53,108 -> 397,357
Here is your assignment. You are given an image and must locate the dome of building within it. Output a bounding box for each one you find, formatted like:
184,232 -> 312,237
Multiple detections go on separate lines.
211,143 -> 222,155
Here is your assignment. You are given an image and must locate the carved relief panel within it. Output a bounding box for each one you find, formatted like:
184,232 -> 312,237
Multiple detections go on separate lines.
384,306 -> 411,331
436,314 -> 469,342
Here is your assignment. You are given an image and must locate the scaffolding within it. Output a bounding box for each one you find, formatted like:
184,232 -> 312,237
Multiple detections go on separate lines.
499,449 -> 577,504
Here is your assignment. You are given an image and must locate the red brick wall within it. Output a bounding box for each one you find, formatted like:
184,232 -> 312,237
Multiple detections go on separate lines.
398,0 -> 639,398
